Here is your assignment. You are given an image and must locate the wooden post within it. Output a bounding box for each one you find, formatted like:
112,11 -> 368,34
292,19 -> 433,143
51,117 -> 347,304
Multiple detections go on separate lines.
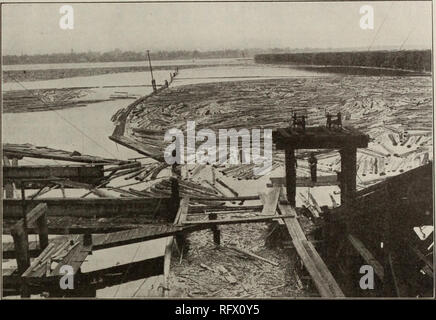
169,177 -> 180,221
11,225 -> 30,275
36,210 -> 49,250
339,147 -> 357,294
3,156 -> 14,199
209,212 -> 221,245
11,203 -> 49,265
339,147 -> 357,206
11,221 -> 31,298
285,149 -> 296,206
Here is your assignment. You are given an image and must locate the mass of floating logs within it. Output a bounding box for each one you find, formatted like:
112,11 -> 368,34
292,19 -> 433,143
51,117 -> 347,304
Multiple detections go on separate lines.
2,88 -> 121,113
107,76 -> 431,186
3,143 -> 128,164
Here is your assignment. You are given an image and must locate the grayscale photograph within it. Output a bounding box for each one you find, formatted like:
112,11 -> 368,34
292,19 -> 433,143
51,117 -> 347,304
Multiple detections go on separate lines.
1,1 -> 433,300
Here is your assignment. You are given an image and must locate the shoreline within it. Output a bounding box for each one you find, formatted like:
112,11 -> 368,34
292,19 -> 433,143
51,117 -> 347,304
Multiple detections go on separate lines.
2,63 -> 247,83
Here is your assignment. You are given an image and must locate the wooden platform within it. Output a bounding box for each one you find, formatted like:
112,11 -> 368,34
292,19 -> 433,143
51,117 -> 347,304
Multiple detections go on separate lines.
273,126 -> 369,149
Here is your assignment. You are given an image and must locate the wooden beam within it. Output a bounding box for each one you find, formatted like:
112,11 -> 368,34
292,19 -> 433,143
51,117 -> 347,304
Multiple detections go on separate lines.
3,197 -> 174,219
3,143 -> 124,164
273,126 -> 369,149
109,134 -> 164,162
91,225 -> 183,251
277,188 -> 344,297
189,195 -> 259,201
277,202 -> 307,241
294,239 -> 345,297
182,214 -> 295,229
340,146 -> 357,205
348,234 -> 384,280
82,256 -> 164,291
3,156 -> 15,198
3,165 -> 104,187
270,175 -> 339,187
285,149 -> 296,206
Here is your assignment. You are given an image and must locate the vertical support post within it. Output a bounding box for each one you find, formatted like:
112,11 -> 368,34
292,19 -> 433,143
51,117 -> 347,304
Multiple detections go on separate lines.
339,146 -> 357,294
209,213 -> 221,245
36,211 -> 49,251
339,147 -> 357,206
169,177 -> 180,221
11,223 -> 31,298
285,148 -> 296,206
211,166 -> 216,185
11,226 -> 30,275
12,158 -> 19,198
3,156 -> 14,198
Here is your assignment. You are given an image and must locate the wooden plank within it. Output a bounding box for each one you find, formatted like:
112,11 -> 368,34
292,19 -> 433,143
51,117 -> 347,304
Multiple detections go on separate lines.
277,188 -> 343,297
270,175 -> 339,187
285,149 -> 296,205
3,143 -> 123,164
49,236 -> 92,279
83,257 -> 165,291
92,225 -> 183,250
298,240 -> 345,297
3,224 -> 181,259
109,135 -> 164,162
348,234 -> 384,280
3,197 -> 173,219
189,195 -> 259,201
277,203 -> 306,240
3,165 -> 104,187
278,187 -> 306,240
3,215 -> 163,235
258,186 -> 280,216
183,214 -> 295,228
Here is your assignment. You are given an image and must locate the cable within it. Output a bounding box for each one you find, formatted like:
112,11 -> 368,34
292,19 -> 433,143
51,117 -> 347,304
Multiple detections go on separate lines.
367,2 -> 395,52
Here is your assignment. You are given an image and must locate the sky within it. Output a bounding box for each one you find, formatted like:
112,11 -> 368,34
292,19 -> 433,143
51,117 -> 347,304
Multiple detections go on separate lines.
1,1 -> 432,55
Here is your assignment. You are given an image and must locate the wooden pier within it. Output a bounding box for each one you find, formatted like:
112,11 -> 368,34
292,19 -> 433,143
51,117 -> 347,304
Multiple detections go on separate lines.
272,122 -> 432,297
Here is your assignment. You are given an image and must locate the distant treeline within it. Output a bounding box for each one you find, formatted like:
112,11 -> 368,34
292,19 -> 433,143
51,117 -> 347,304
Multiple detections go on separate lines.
3,49 -> 262,65
254,50 -> 431,72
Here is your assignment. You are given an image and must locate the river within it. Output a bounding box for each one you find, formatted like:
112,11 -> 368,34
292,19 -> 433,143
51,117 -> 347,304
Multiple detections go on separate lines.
2,58 -> 331,297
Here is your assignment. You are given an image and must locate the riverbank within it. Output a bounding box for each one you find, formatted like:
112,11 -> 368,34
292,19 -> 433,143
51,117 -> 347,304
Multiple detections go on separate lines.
254,50 -> 431,75
3,62 -> 249,83
272,64 -> 430,76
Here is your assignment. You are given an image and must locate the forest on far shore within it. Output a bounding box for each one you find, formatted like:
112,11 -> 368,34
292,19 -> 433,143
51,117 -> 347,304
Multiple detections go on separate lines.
2,49 -> 258,65
254,50 -> 431,72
